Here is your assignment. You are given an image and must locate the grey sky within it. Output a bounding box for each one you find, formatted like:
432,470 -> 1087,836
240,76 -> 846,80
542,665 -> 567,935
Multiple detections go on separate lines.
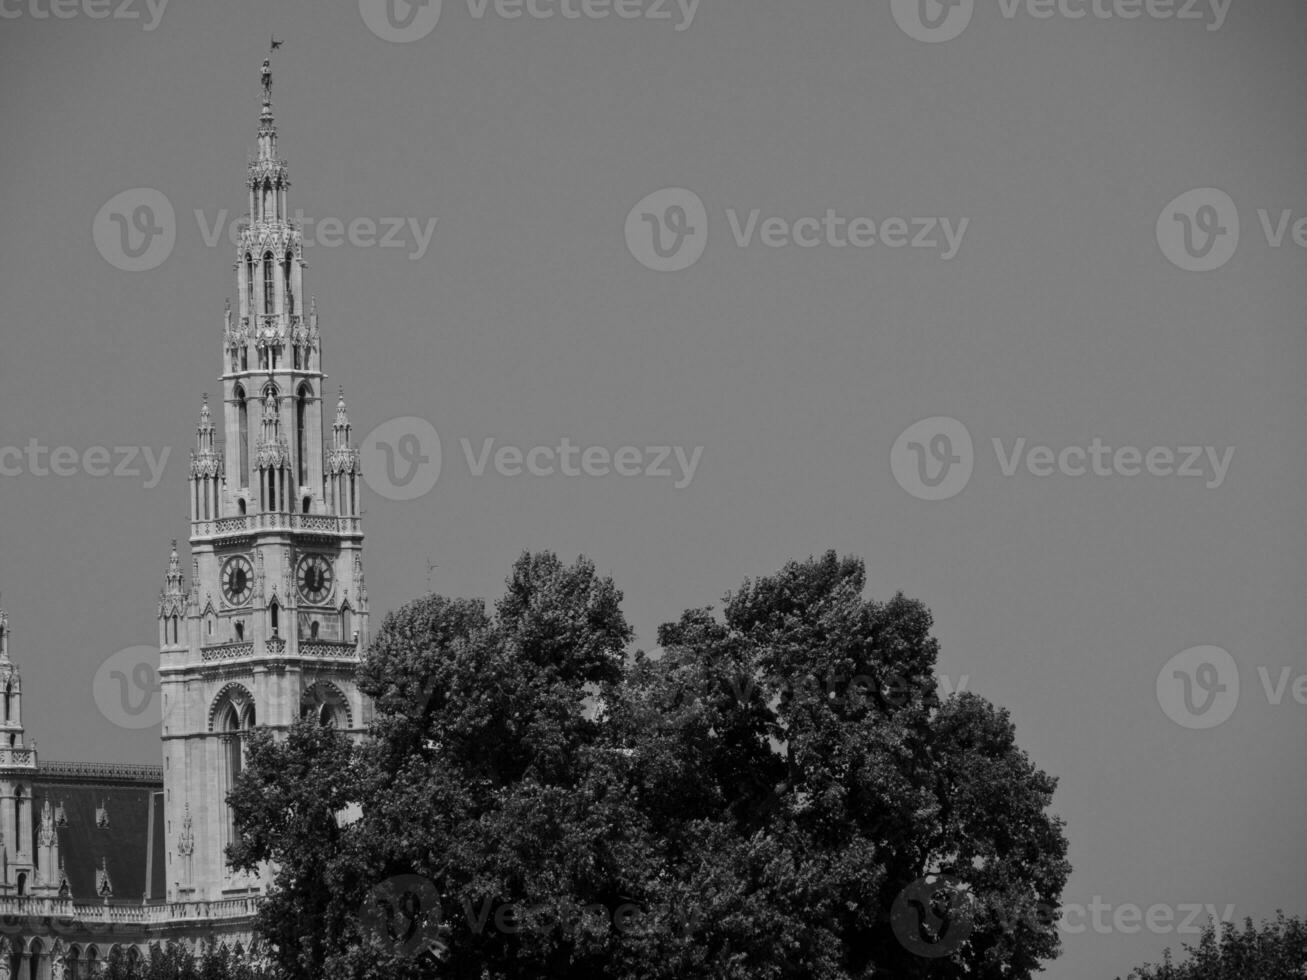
2,1 -> 1305,977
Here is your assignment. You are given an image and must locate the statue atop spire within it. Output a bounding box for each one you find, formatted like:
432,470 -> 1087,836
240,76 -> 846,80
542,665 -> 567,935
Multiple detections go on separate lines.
260,57 -> 274,127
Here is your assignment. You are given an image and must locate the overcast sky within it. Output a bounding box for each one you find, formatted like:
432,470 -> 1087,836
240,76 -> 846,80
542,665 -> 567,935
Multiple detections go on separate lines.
2,1 -> 1305,977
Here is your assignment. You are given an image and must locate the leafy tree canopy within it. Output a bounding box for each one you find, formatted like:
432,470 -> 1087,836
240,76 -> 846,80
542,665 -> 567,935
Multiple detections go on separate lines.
229,551 -> 1070,979
1119,913 -> 1307,980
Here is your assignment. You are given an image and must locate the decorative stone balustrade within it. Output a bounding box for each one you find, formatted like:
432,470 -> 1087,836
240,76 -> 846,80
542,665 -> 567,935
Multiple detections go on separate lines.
192,513 -> 361,540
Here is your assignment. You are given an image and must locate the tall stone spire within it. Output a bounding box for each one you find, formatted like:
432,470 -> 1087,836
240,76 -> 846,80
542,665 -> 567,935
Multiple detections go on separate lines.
161,53 -> 371,905
158,540 -> 187,650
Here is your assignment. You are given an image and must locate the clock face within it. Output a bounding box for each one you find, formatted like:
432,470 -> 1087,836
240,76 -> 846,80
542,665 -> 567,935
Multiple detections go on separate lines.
221,556 -> 254,606
297,555 -> 334,604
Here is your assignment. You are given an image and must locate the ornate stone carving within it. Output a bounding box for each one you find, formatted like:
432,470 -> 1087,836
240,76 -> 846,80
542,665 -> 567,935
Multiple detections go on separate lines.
178,804 -> 194,857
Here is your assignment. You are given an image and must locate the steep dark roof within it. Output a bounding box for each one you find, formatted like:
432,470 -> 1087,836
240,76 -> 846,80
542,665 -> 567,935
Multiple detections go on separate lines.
32,761 -> 164,903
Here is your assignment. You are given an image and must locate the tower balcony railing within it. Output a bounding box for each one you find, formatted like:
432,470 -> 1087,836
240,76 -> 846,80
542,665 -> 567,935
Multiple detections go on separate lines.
0,894 -> 261,924
192,512 -> 361,540
198,638 -> 359,663
0,745 -> 37,769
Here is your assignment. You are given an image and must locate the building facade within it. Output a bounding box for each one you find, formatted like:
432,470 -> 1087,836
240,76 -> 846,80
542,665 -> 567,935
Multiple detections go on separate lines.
0,57 -> 371,978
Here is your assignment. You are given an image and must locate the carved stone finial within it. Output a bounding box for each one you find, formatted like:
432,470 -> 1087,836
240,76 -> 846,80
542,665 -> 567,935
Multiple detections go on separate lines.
95,856 -> 113,897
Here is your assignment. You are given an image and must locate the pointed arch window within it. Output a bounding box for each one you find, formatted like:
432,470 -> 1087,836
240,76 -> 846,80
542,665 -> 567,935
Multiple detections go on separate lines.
263,252 -> 275,315
245,253 -> 255,313
217,693 -> 255,856
284,251 -> 295,315
296,384 -> 311,487
235,386 -> 249,489
13,789 -> 24,869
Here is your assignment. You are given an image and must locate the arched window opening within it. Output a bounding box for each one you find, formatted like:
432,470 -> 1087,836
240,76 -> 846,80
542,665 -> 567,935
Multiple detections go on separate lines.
302,495 -> 311,514
245,254 -> 254,311
237,497 -> 247,515
14,789 -> 24,871
219,694 -> 254,853
27,937 -> 41,980
263,252 -> 274,315
284,252 -> 295,315
296,385 -> 311,486
234,621 -> 244,642
301,683 -> 345,729
3,680 -> 10,723
341,604 -> 352,641
269,601 -> 280,635
15,870 -> 26,896
235,386 -> 249,490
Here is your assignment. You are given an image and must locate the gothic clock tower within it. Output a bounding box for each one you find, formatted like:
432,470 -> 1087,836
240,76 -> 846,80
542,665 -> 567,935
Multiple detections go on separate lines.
158,58 -> 370,904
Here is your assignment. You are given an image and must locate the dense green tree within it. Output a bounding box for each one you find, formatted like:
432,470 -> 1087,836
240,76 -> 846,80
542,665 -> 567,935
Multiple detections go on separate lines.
1119,913 -> 1307,980
91,938 -> 275,980
229,551 -> 1069,979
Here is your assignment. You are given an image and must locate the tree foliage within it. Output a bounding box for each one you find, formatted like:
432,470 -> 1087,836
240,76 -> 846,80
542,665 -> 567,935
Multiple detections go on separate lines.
93,938 -> 276,980
229,551 -> 1070,979
1119,913 -> 1307,980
